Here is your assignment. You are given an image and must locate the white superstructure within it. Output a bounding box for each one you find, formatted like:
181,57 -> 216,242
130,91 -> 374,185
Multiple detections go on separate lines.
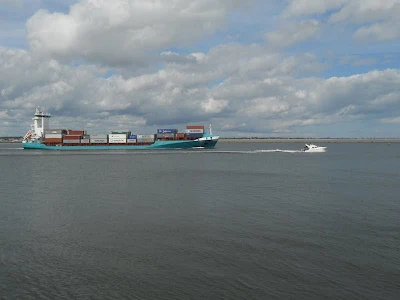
23,107 -> 51,142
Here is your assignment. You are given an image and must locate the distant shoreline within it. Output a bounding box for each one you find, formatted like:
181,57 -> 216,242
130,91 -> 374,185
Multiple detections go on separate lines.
220,138 -> 400,143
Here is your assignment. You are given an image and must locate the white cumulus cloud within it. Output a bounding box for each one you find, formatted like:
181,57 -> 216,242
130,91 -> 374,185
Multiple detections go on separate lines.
26,0 -> 246,65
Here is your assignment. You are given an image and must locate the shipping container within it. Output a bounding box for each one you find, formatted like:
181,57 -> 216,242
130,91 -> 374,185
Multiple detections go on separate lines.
82,135 -> 90,139
128,135 -> 137,139
186,125 -> 204,129
109,138 -> 127,143
63,135 -> 82,140
45,133 -> 63,139
80,139 -> 90,143
157,129 -> 178,134
63,139 -> 80,144
109,134 -> 127,139
127,139 -> 137,143
44,138 -> 62,143
91,134 -> 108,139
90,138 -> 108,143
111,131 -> 130,134
176,133 -> 185,138
137,135 -> 155,139
185,129 -> 204,134
67,130 -> 85,135
185,133 -> 203,139
156,133 -> 175,139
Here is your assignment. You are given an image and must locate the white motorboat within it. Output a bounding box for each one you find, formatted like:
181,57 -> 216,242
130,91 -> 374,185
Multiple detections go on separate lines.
301,144 -> 327,152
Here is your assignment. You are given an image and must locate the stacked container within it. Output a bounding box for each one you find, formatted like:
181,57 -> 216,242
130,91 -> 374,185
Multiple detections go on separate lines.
127,135 -> 137,143
90,134 -> 108,144
44,129 -> 67,143
137,134 -> 155,143
185,125 -> 204,139
156,129 -> 177,139
109,133 -> 127,144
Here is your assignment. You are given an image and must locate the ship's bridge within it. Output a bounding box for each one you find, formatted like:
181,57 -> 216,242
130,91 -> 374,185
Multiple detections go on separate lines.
31,106 -> 51,139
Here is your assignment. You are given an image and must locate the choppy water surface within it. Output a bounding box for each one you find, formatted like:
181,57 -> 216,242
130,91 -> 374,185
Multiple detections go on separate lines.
1,142 -> 399,299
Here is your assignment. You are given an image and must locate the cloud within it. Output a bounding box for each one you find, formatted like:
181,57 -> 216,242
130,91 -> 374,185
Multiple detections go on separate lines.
329,0 -> 400,24
353,21 -> 400,42
328,0 -> 400,42
1,1 -> 400,138
5,44 -> 400,137
282,0 -> 400,43
26,0 -> 246,65
266,20 -> 321,48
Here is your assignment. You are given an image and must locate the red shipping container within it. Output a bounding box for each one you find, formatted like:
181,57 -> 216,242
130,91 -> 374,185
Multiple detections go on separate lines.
63,135 -> 82,140
67,130 -> 85,135
44,138 -> 62,143
186,125 -> 204,129
176,133 -> 185,138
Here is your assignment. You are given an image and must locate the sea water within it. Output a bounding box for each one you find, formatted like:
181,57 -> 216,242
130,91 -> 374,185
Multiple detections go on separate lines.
1,142 -> 399,299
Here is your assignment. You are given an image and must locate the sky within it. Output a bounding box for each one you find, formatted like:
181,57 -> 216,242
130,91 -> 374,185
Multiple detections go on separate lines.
1,0 -> 400,138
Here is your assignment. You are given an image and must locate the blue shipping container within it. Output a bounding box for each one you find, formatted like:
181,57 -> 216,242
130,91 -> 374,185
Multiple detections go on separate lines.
128,135 -> 137,139
157,129 -> 177,134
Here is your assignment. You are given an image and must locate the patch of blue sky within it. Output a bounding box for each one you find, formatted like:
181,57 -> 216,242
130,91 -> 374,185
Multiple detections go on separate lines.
30,0 -> 77,14
101,70 -> 115,79
207,78 -> 226,89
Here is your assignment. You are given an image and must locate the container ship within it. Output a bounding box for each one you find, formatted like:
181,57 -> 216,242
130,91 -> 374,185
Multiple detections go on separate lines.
22,107 -> 219,150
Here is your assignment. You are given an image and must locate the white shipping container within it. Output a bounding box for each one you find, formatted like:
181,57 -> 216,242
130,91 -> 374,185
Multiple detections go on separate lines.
109,138 -> 127,143
90,139 -> 107,143
45,133 -> 63,139
109,134 -> 127,139
185,129 -> 204,133
137,135 -> 154,139
91,135 -> 108,139
127,139 -> 137,143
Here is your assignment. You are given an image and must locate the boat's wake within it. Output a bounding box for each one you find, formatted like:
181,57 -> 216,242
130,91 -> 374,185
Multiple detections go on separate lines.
209,149 -> 323,154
